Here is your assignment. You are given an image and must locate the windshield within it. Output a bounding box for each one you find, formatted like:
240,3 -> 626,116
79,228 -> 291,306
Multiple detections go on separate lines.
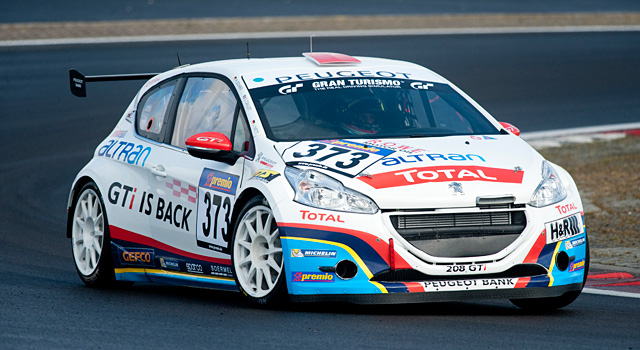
248,78 -> 499,141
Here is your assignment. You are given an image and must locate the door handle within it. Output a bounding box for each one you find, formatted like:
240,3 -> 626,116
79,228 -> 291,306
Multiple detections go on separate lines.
151,164 -> 167,178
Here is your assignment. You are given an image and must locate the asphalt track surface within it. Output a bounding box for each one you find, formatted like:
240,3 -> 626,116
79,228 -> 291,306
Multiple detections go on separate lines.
2,0 -> 640,23
1,33 -> 640,348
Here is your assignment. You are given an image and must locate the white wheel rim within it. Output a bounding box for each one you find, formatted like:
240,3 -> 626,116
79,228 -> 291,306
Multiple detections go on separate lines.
71,189 -> 105,276
233,205 -> 283,298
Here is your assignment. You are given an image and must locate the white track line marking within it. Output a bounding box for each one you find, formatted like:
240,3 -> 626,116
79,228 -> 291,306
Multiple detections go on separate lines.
2,25 -> 640,47
583,287 -> 640,299
520,122 -> 640,140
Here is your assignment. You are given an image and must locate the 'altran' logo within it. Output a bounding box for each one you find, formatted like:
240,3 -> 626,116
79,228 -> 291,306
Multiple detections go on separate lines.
278,83 -> 303,95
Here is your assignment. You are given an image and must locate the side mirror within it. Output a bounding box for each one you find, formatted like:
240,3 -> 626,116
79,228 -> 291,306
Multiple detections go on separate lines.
185,132 -> 239,164
499,122 -> 520,136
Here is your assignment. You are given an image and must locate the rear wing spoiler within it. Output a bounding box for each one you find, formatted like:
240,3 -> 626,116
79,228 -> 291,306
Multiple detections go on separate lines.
69,69 -> 158,97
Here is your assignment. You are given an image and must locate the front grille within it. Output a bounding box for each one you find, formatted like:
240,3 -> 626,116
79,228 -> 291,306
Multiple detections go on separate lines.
371,264 -> 548,282
397,210 -> 511,228
391,210 -> 525,230
389,208 -> 526,258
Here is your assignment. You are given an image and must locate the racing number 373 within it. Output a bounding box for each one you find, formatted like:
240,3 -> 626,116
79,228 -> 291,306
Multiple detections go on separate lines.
202,192 -> 231,242
284,140 -> 392,177
292,143 -> 369,169
197,190 -> 233,253
196,169 -> 239,254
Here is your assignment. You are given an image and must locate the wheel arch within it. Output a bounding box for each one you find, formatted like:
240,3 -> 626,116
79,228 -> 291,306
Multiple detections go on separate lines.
66,175 -> 97,238
231,187 -> 266,227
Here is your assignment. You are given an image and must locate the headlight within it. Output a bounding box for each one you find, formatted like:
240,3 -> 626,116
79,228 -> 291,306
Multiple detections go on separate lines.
528,161 -> 567,208
284,166 -> 378,214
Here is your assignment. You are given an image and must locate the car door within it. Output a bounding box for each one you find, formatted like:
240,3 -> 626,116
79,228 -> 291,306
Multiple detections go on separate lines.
105,77 -> 178,274
143,75 -> 253,277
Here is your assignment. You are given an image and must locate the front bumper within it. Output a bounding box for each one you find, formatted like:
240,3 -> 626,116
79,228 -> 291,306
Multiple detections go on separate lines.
277,200 -> 588,303
289,282 -> 583,304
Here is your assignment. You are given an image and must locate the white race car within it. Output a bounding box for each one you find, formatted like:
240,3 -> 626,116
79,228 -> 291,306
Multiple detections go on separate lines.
67,52 -> 588,309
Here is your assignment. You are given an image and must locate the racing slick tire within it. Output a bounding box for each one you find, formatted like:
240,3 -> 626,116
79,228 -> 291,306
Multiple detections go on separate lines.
231,196 -> 287,306
70,181 -> 119,287
510,237 -> 590,311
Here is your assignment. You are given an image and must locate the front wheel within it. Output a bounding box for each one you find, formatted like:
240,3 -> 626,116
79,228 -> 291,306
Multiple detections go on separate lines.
70,181 -> 116,287
231,196 -> 287,306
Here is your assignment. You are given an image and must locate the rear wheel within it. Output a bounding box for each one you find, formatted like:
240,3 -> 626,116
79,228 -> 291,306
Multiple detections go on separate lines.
231,196 -> 287,306
511,236 -> 590,311
70,182 -> 116,287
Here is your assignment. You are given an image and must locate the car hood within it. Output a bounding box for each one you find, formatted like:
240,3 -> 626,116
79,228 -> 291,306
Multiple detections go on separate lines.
276,135 -> 545,209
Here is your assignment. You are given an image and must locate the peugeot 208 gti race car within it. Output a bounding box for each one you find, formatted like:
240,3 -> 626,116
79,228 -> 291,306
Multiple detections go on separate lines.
67,52 -> 588,309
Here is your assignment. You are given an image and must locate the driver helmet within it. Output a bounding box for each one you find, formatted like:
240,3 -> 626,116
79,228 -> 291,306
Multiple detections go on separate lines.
341,98 -> 383,135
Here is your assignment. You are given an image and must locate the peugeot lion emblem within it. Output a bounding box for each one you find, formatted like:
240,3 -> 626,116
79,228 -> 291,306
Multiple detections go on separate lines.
449,182 -> 464,195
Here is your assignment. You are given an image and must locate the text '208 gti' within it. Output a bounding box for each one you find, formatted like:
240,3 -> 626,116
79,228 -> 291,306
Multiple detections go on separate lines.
67,52 -> 588,309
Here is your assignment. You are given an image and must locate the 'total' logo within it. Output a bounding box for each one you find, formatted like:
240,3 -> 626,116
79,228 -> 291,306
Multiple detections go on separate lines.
358,166 -> 524,189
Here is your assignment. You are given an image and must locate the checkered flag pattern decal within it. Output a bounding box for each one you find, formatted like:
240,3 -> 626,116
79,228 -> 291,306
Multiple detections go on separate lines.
166,179 -> 197,203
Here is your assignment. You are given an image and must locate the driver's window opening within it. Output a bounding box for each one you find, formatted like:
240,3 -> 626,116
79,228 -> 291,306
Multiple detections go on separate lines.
172,77 -> 238,149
